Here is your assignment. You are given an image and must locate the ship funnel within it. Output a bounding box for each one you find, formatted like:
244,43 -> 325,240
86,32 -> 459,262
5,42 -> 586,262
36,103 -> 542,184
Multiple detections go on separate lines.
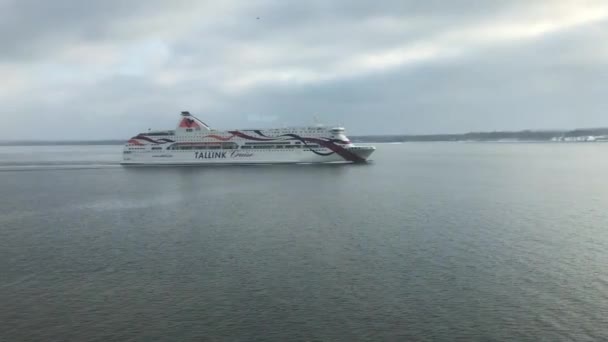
176,111 -> 211,131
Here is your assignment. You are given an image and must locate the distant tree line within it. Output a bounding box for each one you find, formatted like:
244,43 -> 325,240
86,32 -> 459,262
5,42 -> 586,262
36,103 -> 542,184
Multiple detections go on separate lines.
2,128 -> 608,145
0,140 -> 126,146
351,128 -> 608,143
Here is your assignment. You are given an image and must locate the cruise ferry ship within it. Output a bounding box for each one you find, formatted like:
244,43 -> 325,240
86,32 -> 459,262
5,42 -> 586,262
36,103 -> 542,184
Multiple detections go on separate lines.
121,111 -> 375,165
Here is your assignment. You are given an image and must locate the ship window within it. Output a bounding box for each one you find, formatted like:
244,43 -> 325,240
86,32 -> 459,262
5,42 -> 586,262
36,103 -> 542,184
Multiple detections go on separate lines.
151,147 -> 162,150
169,142 -> 238,150
186,129 -> 193,132
241,146 -> 252,149
221,143 -> 238,149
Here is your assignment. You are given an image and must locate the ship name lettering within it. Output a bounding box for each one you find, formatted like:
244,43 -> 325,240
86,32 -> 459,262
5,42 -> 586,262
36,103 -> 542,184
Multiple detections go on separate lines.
230,151 -> 254,158
194,151 -> 227,159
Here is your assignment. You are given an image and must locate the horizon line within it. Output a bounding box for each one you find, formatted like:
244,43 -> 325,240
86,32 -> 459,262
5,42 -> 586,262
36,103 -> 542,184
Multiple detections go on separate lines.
1,126 -> 608,144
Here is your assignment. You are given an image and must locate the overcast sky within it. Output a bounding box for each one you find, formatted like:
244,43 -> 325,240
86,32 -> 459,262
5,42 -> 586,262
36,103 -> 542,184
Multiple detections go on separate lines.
1,0 -> 607,139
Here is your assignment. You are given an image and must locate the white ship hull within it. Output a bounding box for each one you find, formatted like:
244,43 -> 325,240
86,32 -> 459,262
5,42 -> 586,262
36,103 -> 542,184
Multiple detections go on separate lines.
121,111 -> 375,165
121,147 -> 374,165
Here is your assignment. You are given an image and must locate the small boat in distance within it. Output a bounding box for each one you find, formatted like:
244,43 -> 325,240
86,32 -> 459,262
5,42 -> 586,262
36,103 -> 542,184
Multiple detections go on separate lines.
121,111 -> 375,165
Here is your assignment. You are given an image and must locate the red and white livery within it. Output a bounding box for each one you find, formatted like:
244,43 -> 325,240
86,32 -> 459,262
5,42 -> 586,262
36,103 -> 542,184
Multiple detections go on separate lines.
121,111 -> 375,165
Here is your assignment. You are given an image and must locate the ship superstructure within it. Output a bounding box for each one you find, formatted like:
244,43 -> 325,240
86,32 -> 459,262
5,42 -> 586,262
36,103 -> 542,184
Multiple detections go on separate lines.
121,111 -> 375,165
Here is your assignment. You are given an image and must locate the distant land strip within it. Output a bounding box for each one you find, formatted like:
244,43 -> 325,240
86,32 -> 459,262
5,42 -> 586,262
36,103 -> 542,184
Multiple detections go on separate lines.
0,140 -> 127,146
2,128 -> 608,146
353,128 -> 608,143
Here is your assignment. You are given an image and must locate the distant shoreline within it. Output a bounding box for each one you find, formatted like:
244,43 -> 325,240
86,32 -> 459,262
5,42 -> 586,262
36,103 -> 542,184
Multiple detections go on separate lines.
2,128 -> 608,146
0,140 -> 126,146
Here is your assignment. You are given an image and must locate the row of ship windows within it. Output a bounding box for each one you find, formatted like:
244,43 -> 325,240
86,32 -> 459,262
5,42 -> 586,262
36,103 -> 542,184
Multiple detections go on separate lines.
124,145 -> 322,154
171,137 -> 323,141
181,129 -> 325,134
242,145 -> 321,149
125,145 -> 324,152
140,128 -> 330,137
248,128 -> 325,132
124,150 -> 322,154
127,142 -> 312,148
176,131 -> 324,136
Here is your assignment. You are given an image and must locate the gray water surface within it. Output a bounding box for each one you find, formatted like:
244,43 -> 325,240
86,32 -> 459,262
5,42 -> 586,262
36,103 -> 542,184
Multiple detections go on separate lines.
1,143 -> 607,341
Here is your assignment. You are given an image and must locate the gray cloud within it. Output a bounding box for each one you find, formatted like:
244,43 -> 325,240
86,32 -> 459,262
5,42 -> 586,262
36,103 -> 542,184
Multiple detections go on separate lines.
1,0 -> 607,139
1,0 -> 151,60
